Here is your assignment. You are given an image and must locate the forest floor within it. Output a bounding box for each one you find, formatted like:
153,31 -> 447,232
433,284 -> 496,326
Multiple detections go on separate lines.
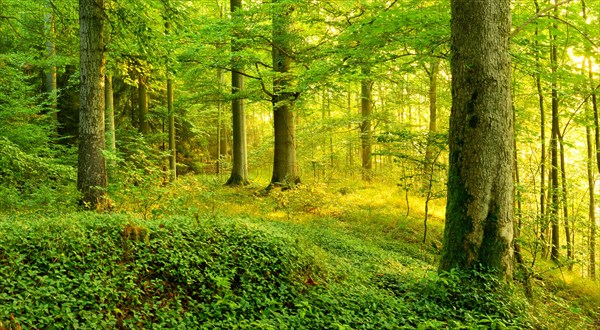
1,175 -> 599,329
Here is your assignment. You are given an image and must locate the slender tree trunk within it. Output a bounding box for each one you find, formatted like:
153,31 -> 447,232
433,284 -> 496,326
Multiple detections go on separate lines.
270,0 -> 299,187
590,56 -> 598,280
361,67 -> 373,181
558,131 -> 571,266
423,60 -> 439,191
138,75 -> 149,134
167,77 -> 176,181
549,5 -> 560,263
105,74 -> 116,167
587,105 -> 596,280
533,0 -> 549,259
216,69 -> 223,175
78,0 -> 108,210
514,106 -> 524,266
439,0 -> 514,279
347,89 -> 354,174
44,7 -> 58,120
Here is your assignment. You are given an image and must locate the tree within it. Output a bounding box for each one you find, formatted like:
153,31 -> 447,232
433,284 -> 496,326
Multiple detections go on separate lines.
78,0 -> 108,210
549,3 -> 561,263
270,0 -> 299,187
226,0 -> 249,186
439,0 -> 514,279
360,66 -> 373,181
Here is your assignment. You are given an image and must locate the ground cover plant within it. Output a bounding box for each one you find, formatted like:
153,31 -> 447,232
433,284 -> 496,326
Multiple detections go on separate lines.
0,177 -> 598,329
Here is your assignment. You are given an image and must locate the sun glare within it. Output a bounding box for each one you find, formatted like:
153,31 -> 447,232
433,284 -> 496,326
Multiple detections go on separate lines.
567,47 -> 599,73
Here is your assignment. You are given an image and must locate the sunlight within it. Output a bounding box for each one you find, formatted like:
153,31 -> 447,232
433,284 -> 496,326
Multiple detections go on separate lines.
568,47 -> 599,72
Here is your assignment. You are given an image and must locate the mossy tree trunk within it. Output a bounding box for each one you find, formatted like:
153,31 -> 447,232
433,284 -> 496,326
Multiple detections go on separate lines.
439,0 -> 514,279
78,0 -> 108,210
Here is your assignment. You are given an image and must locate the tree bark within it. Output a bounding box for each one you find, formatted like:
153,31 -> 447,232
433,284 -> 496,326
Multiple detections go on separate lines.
269,0 -> 299,187
423,60 -> 439,190
138,75 -> 149,134
589,56 -> 598,280
167,77 -> 176,181
361,66 -> 373,181
587,102 -> 596,280
514,106 -> 524,266
78,0 -> 108,210
533,0 -> 549,259
227,0 -> 249,186
558,131 -> 571,266
439,0 -> 514,279
549,5 -> 560,263
105,74 -> 116,167
44,7 -> 58,119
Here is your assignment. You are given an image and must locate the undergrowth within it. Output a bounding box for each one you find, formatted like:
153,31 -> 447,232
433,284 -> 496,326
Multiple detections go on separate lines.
0,176 -> 598,328
1,211 -> 532,329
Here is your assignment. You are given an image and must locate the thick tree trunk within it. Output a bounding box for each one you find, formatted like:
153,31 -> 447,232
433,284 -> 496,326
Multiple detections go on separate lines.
361,67 -> 373,181
270,0 -> 299,187
227,0 -> 249,185
439,0 -> 514,279
78,0 -> 108,210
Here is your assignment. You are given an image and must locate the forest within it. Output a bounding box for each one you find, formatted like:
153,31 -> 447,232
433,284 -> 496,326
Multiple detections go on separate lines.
1,0 -> 600,328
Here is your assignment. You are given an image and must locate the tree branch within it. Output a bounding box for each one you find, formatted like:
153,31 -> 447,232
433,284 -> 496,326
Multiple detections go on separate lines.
511,0 -> 573,38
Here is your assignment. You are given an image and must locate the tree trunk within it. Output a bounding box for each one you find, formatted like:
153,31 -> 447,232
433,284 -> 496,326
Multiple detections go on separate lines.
513,106 -> 524,266
558,131 -> 571,266
423,60 -> 439,191
105,74 -> 116,167
439,0 -> 514,279
44,8 -> 58,119
361,66 -> 373,181
270,0 -> 299,187
78,0 -> 108,210
138,75 -> 149,134
590,57 -> 598,280
227,0 -> 249,186
587,106 -> 596,280
167,77 -> 176,181
549,6 -> 560,263
533,0 -> 549,259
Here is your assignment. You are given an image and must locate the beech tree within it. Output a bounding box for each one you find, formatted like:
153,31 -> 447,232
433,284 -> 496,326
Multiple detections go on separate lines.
78,0 -> 108,209
226,0 -> 249,186
270,0 -> 300,187
439,0 -> 514,278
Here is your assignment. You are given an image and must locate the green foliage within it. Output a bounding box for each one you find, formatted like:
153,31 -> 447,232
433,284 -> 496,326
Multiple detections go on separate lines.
0,204 -> 538,329
0,213 -> 314,328
0,54 -> 56,154
0,137 -> 77,212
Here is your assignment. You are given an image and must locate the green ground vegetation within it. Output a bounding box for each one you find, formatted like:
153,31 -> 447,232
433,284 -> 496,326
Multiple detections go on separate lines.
0,175 -> 598,329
